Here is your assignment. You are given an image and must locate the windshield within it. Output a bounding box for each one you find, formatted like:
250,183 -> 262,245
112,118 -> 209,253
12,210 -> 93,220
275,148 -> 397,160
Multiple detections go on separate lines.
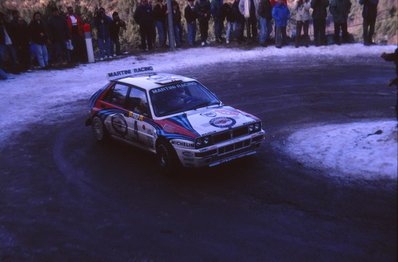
149,81 -> 221,117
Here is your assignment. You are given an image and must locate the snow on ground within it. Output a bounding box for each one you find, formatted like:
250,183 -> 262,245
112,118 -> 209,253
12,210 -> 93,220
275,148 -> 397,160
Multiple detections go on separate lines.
285,120 -> 397,180
0,44 -> 395,152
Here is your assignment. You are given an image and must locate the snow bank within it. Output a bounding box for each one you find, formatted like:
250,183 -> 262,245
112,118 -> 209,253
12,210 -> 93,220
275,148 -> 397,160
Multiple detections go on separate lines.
0,44 -> 395,149
285,120 -> 397,180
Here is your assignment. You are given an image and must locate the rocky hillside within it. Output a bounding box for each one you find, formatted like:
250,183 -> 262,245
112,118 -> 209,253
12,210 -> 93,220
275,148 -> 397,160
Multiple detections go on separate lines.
1,0 -> 397,46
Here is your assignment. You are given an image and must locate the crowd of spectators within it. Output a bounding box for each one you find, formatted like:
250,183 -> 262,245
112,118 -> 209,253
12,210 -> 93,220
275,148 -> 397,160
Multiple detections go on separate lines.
0,0 -> 381,80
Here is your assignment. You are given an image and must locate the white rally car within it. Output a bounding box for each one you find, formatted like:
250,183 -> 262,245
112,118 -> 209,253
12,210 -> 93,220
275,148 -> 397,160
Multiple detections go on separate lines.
86,66 -> 265,170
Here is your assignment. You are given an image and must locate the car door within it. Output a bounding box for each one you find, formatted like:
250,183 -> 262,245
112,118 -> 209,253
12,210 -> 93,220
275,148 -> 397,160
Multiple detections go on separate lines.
101,83 -> 130,138
124,87 -> 157,150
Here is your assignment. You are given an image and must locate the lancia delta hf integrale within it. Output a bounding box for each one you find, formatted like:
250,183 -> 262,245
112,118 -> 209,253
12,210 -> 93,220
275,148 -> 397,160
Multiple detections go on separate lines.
86,67 -> 265,170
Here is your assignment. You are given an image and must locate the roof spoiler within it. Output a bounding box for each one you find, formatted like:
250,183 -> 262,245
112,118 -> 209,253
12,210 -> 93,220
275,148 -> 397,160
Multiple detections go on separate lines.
107,66 -> 156,80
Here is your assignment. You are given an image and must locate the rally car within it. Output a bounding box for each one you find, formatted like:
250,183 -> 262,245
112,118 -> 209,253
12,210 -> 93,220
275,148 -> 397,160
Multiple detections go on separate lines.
86,66 -> 265,170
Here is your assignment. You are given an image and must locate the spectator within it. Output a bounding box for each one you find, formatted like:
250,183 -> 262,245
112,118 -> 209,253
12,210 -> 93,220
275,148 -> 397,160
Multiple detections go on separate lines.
66,6 -> 85,62
232,0 -> 245,43
381,48 -> 398,119
294,0 -> 311,48
29,12 -> 49,69
94,7 -> 112,59
211,0 -> 224,43
0,12 -> 18,73
257,0 -> 272,46
110,12 -> 126,56
48,7 -> 71,65
171,0 -> 182,47
359,0 -> 378,46
9,10 -> 30,71
311,0 -> 329,46
195,0 -> 211,46
329,0 -> 351,45
153,0 -> 167,48
272,0 -> 290,48
185,0 -> 197,46
222,0 -> 235,44
134,0 -> 155,51
239,0 -> 259,42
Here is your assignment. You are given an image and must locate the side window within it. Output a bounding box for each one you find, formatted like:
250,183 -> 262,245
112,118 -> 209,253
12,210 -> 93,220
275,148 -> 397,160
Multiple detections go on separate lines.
104,83 -> 129,107
127,88 -> 150,117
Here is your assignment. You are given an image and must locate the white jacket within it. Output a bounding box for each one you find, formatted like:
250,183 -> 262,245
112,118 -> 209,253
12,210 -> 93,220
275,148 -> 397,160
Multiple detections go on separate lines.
294,0 -> 311,22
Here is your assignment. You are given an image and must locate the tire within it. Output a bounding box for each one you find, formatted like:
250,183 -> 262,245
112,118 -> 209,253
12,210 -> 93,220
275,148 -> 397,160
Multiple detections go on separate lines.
91,116 -> 110,143
156,141 -> 179,173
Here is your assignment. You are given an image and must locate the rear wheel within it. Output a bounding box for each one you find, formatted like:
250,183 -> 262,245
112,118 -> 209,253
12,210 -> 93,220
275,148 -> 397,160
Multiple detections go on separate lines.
91,116 -> 109,142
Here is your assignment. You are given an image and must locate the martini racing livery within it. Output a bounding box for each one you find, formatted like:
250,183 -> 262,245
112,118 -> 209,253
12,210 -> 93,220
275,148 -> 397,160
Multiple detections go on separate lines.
86,66 -> 265,170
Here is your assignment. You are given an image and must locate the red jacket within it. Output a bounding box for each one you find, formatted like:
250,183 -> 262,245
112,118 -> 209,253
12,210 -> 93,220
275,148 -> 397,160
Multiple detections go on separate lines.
270,0 -> 287,6
66,14 -> 84,36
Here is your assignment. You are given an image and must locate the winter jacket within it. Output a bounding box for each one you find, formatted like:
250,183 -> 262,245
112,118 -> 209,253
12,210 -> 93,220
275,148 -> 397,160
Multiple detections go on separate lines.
272,2 -> 290,27
211,0 -> 224,18
66,14 -> 84,36
110,18 -> 126,40
48,15 -> 70,43
222,3 -> 235,22
270,0 -> 287,6
134,4 -> 154,28
359,0 -> 378,20
94,14 -> 112,39
232,0 -> 246,23
172,5 -> 182,25
310,0 -> 329,19
257,0 -> 272,20
185,4 -> 198,24
329,0 -> 351,23
29,19 -> 48,45
195,0 -> 211,22
239,0 -> 260,19
8,18 -> 29,46
153,3 -> 167,22
294,0 -> 311,22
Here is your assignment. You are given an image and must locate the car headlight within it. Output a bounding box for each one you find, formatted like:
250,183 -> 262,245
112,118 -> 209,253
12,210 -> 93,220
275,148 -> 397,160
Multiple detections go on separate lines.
254,122 -> 261,131
195,138 -> 203,147
248,124 -> 254,133
195,136 -> 212,148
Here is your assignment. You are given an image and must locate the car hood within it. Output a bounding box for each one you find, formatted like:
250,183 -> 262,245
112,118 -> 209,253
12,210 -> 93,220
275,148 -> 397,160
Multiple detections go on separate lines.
155,106 -> 260,138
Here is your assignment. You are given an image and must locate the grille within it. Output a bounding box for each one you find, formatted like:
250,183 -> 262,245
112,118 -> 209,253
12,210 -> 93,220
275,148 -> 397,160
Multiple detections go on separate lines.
212,126 -> 249,144
218,139 -> 251,154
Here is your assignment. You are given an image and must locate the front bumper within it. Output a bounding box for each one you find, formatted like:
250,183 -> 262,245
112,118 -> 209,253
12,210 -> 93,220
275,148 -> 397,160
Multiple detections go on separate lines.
173,130 -> 265,168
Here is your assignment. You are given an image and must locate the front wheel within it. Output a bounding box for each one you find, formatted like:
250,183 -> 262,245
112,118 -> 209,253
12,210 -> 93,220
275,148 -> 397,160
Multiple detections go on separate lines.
156,142 -> 179,173
91,116 -> 109,142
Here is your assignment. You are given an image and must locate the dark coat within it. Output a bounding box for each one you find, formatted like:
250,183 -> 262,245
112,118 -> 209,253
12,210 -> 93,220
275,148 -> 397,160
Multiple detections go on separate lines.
172,6 -> 182,25
94,14 -> 112,39
329,0 -> 351,23
153,3 -> 167,22
8,18 -> 30,46
110,18 -> 126,40
359,0 -> 378,20
258,0 -> 272,20
195,0 -> 211,22
185,5 -> 197,24
48,15 -> 70,43
29,19 -> 48,45
221,3 -> 235,22
211,0 -> 223,18
134,4 -> 154,28
232,0 -> 245,23
311,0 -> 329,19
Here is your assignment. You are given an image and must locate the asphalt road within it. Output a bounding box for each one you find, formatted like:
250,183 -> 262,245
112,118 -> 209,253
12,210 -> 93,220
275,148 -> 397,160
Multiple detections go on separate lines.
0,54 -> 397,261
